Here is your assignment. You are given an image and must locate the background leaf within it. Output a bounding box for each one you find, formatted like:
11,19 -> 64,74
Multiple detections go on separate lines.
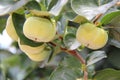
0,16 -> 8,34
94,69 -> 120,80
63,33 -> 81,50
101,11 -> 120,25
109,39 -> 120,48
0,0 -> 29,16
71,0 -> 118,20
25,1 -> 41,10
49,55 -> 82,80
87,51 -> 107,66
49,0 -> 68,16
1,53 -> 37,80
107,47 -> 120,69
109,15 -> 120,42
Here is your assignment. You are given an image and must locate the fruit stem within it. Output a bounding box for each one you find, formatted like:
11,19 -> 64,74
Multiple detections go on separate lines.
92,14 -> 103,24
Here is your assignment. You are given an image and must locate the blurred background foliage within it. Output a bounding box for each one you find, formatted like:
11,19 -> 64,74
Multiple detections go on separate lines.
0,0 -> 120,80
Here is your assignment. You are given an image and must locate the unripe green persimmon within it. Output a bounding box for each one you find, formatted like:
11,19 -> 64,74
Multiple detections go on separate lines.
26,50 -> 50,62
5,15 -> 18,41
76,23 -> 108,49
23,17 -> 56,42
18,38 -> 45,54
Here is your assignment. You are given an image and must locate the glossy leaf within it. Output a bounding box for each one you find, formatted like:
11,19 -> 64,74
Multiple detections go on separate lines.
109,15 -> 120,42
0,0 -> 29,16
71,0 -> 118,20
47,0 -> 58,10
49,0 -> 68,16
109,39 -> 120,48
101,11 -> 120,25
49,55 -> 82,80
87,51 -> 107,66
25,1 -> 41,10
94,69 -> 120,80
63,33 -> 81,50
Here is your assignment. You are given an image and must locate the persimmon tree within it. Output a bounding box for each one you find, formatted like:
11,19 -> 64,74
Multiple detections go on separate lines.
0,0 -> 120,80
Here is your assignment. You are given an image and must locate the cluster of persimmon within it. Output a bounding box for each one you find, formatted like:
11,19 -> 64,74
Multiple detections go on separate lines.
5,11 -> 108,62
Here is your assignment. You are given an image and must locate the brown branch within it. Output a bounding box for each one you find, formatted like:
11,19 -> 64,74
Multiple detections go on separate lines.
67,50 -> 85,64
67,50 -> 88,80
49,37 -> 88,80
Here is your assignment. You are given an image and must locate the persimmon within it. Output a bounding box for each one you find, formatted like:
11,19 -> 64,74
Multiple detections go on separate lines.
76,23 -> 108,49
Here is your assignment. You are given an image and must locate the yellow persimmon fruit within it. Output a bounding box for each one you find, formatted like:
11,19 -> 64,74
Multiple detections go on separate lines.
76,23 -> 108,49
23,17 -> 56,42
5,15 -> 18,41
26,50 -> 50,62
18,38 -> 45,54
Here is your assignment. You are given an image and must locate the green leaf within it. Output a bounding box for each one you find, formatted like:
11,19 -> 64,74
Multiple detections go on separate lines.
109,39 -> 120,48
0,50 -> 13,80
94,69 -> 120,80
101,11 -> 120,25
0,0 -> 29,16
12,13 -> 43,47
0,50 -> 12,61
0,16 -> 7,34
107,47 -> 120,69
87,51 -> 107,66
0,0 -> 18,5
63,33 -> 81,50
71,0 -> 118,20
47,0 -> 58,10
49,55 -> 82,80
49,0 -> 68,16
1,53 -> 37,80
25,1 -> 41,10
108,15 -> 120,42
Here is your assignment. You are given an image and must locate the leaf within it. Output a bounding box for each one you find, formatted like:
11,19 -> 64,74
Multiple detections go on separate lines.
101,11 -> 120,25
108,15 -> 120,42
12,13 -> 43,47
49,55 -> 82,80
0,0 -> 29,16
47,0 -> 58,10
107,47 -> 120,69
1,53 -> 37,80
63,33 -> 81,50
0,0 -> 18,5
94,69 -> 120,80
71,0 -> 118,20
109,39 -> 120,48
0,50 -> 12,61
0,16 -> 7,34
87,51 -> 107,66
0,50 -> 13,80
49,0 -> 68,16
25,1 -> 41,10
